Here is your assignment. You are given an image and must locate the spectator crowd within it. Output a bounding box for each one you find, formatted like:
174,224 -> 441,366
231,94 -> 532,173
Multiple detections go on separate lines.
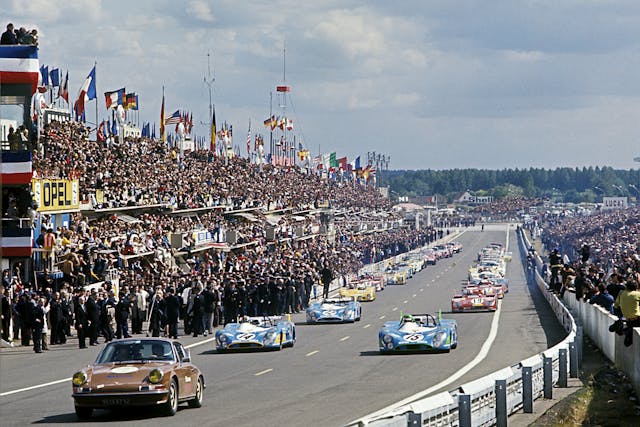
1,119 -> 445,353
536,206 -> 640,347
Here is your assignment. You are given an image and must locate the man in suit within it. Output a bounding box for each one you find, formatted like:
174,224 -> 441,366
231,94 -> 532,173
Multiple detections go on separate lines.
164,288 -> 181,339
85,290 -> 100,345
31,298 -> 45,353
75,295 -> 89,349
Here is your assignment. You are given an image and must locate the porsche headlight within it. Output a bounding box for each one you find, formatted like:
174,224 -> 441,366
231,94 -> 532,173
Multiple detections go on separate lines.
72,371 -> 87,386
382,334 -> 393,344
433,332 -> 447,348
218,335 -> 228,343
148,369 -> 164,384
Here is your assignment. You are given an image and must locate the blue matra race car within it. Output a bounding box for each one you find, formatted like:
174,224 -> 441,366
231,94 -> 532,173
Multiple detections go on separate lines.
379,313 -> 457,353
215,316 -> 295,351
306,298 -> 362,324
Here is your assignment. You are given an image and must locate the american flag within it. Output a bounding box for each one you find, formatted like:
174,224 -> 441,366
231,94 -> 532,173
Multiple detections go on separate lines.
164,110 -> 181,125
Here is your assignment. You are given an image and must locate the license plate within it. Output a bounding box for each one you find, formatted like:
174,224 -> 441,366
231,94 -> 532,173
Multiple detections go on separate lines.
103,398 -> 130,405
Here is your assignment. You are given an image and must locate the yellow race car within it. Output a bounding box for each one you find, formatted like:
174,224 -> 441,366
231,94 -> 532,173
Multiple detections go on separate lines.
339,281 -> 376,301
385,269 -> 408,285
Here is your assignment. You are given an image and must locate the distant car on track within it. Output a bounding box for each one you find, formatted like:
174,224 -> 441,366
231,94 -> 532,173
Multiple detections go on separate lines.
339,281 -> 376,302
215,316 -> 295,351
306,297 -> 362,323
379,313 -> 458,353
71,338 -> 204,420
451,287 -> 498,312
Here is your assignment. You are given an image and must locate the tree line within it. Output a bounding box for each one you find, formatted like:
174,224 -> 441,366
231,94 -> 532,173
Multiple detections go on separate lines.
380,167 -> 640,203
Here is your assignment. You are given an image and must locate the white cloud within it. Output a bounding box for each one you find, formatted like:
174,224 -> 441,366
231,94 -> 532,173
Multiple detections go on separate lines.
186,0 -> 216,23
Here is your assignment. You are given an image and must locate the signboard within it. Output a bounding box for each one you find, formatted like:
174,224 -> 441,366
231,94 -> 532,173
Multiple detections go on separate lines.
32,179 -> 79,212
602,197 -> 628,210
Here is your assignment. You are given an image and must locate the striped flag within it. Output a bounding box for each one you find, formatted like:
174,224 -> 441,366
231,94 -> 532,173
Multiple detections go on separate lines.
165,110 -> 181,124
0,45 -> 40,93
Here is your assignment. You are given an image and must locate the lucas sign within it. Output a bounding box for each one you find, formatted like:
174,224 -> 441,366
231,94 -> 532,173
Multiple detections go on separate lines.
32,179 -> 80,212
602,197 -> 628,210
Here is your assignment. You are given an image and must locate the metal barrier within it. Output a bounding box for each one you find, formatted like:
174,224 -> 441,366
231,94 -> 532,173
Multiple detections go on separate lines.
349,228 -> 581,426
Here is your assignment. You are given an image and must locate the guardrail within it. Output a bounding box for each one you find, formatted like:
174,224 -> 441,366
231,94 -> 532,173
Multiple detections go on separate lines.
562,280 -> 640,395
349,227 -> 582,427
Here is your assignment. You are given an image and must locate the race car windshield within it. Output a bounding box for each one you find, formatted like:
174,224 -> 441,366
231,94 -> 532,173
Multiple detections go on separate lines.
96,340 -> 176,364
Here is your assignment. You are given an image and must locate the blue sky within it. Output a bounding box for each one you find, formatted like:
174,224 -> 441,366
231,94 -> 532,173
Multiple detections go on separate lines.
5,0 -> 640,169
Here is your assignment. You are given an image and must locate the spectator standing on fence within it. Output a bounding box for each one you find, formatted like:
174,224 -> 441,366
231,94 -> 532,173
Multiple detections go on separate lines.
589,283 -> 615,314
614,279 -> 640,347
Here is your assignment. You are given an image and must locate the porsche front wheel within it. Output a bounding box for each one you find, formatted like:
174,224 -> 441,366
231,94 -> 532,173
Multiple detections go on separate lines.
163,378 -> 179,416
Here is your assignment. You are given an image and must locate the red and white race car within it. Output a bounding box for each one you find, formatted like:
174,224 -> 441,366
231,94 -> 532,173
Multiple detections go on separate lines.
451,286 -> 498,312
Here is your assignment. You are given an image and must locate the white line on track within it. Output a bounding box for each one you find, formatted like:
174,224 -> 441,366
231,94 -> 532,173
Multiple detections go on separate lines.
379,315 -> 386,320
392,307 -> 398,311
363,324 -> 371,329
306,350 -> 319,357
403,300 -> 408,304
420,288 -> 424,292
412,294 -> 417,298
352,299 -> 505,425
0,336 -> 219,397
339,336 -> 350,342
254,368 -> 273,376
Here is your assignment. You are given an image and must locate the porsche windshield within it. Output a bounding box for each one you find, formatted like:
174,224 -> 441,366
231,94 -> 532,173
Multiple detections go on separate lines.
96,340 -> 176,364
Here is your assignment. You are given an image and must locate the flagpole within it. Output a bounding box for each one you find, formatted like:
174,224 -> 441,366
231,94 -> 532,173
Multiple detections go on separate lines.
94,61 -> 98,136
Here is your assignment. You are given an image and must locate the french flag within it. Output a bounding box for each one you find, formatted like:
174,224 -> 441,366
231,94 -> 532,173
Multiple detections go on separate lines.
1,151 -> 33,185
0,45 -> 39,94
104,88 -> 125,109
0,227 -> 33,257
75,65 -> 96,118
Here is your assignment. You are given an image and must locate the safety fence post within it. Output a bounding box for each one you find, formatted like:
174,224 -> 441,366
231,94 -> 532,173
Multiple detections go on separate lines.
458,394 -> 471,427
522,366 -> 533,413
558,348 -> 568,388
495,379 -> 507,427
543,356 -> 553,399
569,341 -> 579,378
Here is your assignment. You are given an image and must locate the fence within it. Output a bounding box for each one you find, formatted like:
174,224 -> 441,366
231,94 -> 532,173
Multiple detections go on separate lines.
349,227 -> 582,427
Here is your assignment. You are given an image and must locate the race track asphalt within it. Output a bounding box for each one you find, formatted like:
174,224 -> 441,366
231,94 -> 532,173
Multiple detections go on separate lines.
0,225 -> 566,427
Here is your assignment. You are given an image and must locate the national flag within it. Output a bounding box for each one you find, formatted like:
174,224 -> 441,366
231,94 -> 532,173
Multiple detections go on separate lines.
165,110 -> 181,125
210,106 -> 217,151
124,92 -> 137,110
104,88 -> 125,109
354,156 -> 361,170
329,152 -> 338,168
338,156 -> 347,171
263,116 -> 272,128
111,118 -> 118,136
75,64 -> 97,118
1,227 -> 33,257
58,71 -> 69,102
276,85 -> 291,92
49,68 -> 60,87
39,65 -> 49,86
152,122 -> 156,139
1,151 -> 33,185
0,46 -> 40,93
160,90 -> 165,141
278,116 -> 286,130
246,119 -> 251,158
286,118 -> 293,131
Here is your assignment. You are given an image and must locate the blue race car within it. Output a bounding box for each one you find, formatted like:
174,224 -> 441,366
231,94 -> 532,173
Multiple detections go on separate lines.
306,298 -> 362,324
379,313 -> 457,353
215,316 -> 295,351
